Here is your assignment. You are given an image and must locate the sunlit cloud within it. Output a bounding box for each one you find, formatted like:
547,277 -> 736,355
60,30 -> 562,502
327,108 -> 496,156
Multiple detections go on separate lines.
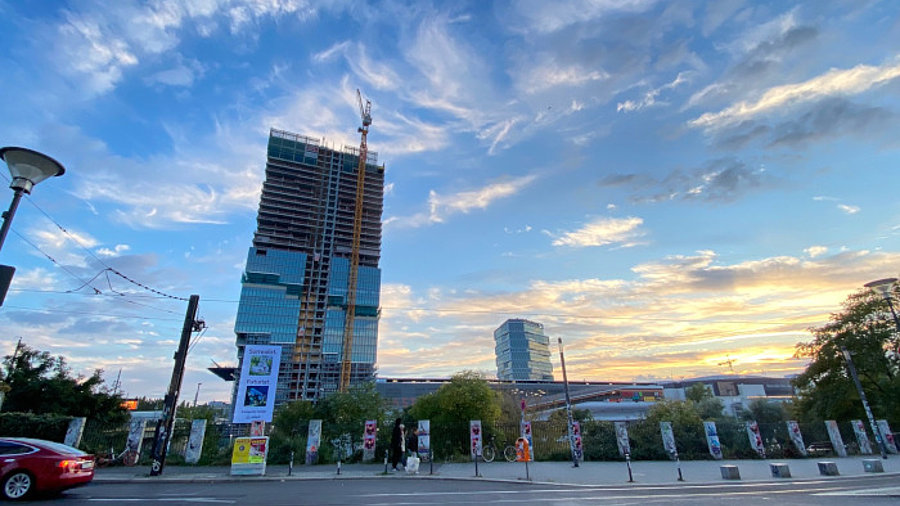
550,216 -> 645,248
804,246 -> 828,258
838,204 -> 860,215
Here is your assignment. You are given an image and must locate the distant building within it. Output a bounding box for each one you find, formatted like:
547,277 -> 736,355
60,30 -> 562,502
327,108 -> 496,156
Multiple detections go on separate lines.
661,376 -> 795,417
494,319 -> 554,381
233,128 -> 384,406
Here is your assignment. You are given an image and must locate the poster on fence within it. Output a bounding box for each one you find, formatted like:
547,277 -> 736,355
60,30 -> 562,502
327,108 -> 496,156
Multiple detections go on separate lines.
230,436 -> 268,476
470,420 -> 482,459
876,420 -> 898,453
185,419 -> 207,464
232,345 -> 281,423
851,419 -> 873,454
306,419 -> 322,464
746,421 -> 765,458
418,420 -> 431,460
363,420 -> 377,462
125,419 -> 146,466
614,422 -> 631,456
660,421 -> 677,458
703,421 -> 722,460
824,420 -> 847,457
65,417 -> 86,448
572,421 -> 584,462
786,421 -> 807,457
521,421 -> 534,461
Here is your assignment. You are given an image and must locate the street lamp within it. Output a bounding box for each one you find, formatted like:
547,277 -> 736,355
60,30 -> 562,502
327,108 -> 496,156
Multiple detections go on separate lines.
0,147 -> 66,305
864,277 -> 900,337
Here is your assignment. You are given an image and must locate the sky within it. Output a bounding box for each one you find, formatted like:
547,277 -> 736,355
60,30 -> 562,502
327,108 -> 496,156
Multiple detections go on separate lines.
1,0 -> 899,404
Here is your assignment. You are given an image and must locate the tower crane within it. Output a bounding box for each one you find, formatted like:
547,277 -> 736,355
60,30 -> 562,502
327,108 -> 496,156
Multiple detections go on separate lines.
339,89 -> 372,392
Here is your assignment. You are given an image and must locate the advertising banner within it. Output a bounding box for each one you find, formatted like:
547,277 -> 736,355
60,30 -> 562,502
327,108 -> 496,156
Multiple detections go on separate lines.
185,419 -> 207,464
614,422 -> 631,456
746,421 -> 765,458
572,421 -> 584,462
469,420 -> 482,459
124,419 -> 146,466
825,420 -> 847,457
230,436 -> 268,476
417,420 -> 431,461
851,419 -> 873,454
64,417 -> 86,448
306,419 -> 322,465
660,421 -> 677,458
786,421 -> 807,457
876,420 -> 898,453
703,421 -> 723,460
363,420 -> 377,462
232,345 -> 281,424
521,421 -> 534,461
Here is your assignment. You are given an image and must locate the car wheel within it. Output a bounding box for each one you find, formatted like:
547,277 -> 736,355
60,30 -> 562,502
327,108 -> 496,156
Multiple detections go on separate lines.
3,471 -> 34,500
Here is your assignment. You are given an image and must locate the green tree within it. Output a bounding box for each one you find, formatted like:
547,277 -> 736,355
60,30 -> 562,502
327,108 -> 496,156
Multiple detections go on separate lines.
629,400 -> 707,460
684,383 -> 724,420
409,370 -> 501,459
313,382 -> 388,462
1,343 -> 126,424
268,400 -> 316,464
742,398 -> 787,424
793,287 -> 900,422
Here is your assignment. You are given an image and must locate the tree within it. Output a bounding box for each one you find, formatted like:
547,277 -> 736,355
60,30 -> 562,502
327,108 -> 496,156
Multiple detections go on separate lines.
268,400 -> 316,464
1,343 -> 126,424
793,287 -> 900,422
629,400 -> 707,459
684,383 -> 724,420
743,398 -> 787,424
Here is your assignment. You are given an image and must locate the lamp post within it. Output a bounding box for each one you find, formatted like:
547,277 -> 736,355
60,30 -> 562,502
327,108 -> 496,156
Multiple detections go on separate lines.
841,346 -> 889,459
0,147 -> 66,306
557,337 -> 579,468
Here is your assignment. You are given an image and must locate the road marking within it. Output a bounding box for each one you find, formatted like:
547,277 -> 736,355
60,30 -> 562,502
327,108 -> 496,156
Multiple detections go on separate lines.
815,486 -> 900,496
88,499 -> 235,503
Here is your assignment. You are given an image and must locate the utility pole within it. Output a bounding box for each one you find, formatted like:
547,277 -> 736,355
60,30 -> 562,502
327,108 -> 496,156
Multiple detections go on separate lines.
193,382 -> 202,407
557,337 -> 579,468
841,346 -> 889,459
150,294 -> 201,476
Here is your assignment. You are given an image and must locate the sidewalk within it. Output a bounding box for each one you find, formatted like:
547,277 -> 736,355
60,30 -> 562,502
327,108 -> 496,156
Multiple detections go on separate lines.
94,455 -> 900,486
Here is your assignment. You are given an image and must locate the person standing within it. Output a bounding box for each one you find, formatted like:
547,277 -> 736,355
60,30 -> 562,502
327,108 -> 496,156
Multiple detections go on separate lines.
390,418 -> 403,471
406,425 -> 418,460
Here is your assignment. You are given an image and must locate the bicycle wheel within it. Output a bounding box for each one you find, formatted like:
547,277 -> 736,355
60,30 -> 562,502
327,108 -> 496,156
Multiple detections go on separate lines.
481,445 -> 495,463
503,445 -> 518,462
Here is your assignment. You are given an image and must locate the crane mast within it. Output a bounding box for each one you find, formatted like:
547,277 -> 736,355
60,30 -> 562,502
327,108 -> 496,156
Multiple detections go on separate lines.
339,89 -> 372,392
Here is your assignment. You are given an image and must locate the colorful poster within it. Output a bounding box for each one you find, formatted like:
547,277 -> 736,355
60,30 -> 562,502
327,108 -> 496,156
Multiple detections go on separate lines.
232,345 -> 282,423
660,421 -> 677,458
469,420 -> 482,459
786,421 -> 807,457
124,419 -> 146,466
417,420 -> 431,461
703,421 -> 723,460
825,420 -> 847,457
876,420 -> 898,453
250,420 -> 265,436
306,419 -> 322,465
230,436 -> 268,476
363,420 -> 377,462
185,419 -> 207,464
851,419 -> 873,454
614,422 -> 631,456
746,421 -> 765,458
521,421 -> 534,461
64,417 -> 86,448
572,421 -> 583,462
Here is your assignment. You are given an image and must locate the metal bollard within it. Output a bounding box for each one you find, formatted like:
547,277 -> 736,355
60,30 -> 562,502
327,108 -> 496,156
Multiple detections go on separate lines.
674,451 -> 684,481
625,453 -> 634,482
429,448 -> 434,475
336,459 -> 341,475
288,449 -> 294,476
384,454 -> 389,474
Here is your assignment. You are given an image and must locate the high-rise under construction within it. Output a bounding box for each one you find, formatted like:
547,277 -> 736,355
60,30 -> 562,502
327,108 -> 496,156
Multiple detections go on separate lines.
233,128 -> 384,403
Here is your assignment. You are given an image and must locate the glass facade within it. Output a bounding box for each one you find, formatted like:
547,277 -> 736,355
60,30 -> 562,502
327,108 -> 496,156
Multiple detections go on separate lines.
494,319 -> 554,381
234,248 -> 306,344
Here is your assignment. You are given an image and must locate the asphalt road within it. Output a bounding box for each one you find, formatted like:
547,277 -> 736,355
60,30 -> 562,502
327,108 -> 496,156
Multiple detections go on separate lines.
27,474 -> 900,505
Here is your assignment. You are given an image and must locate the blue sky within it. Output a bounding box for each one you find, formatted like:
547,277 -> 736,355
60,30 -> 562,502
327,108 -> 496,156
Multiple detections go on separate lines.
1,0 -> 899,403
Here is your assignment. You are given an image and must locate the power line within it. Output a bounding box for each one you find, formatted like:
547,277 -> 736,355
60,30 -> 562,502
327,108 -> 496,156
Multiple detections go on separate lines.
1,304 -> 184,322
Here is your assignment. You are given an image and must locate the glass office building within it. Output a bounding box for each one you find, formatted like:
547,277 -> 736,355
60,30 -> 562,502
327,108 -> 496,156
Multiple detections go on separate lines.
494,319 -> 554,381
234,128 -> 384,404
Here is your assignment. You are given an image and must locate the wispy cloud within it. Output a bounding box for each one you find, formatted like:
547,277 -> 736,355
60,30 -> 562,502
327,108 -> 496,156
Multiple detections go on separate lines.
550,216 -> 645,248
617,72 -> 690,113
804,246 -> 828,258
838,204 -> 860,215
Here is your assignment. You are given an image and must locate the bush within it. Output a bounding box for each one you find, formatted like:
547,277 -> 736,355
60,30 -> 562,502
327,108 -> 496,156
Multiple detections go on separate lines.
0,412 -> 71,441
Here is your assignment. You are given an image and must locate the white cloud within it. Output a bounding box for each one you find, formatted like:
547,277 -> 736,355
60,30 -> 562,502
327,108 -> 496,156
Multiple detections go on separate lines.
690,59 -> 900,130
804,246 -> 828,258
551,216 -> 646,248
97,244 -> 131,257
838,204 -> 860,215
509,0 -> 658,34
617,72 -> 690,113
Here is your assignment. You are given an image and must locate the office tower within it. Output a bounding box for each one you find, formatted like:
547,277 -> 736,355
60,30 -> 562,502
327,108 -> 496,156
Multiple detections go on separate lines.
494,319 -> 554,381
233,128 -> 383,403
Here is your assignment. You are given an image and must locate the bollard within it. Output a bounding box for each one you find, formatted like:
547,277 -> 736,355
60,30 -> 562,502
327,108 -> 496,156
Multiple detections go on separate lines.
863,459 -> 884,473
384,454 -> 389,474
720,465 -> 741,480
817,461 -> 839,476
625,453 -> 634,482
769,463 -> 790,478
673,451 -> 684,481
336,459 -> 341,475
429,448 -> 434,475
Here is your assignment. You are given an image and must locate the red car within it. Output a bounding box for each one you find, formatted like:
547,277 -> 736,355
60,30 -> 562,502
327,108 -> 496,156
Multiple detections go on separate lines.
0,438 -> 94,500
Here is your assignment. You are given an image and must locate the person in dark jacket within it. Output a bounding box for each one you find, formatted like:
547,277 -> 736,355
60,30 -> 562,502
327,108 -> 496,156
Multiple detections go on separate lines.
406,425 -> 418,459
390,418 -> 403,471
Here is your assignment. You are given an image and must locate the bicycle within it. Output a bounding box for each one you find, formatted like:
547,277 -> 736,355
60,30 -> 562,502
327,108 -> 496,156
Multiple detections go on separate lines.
480,436 -> 518,463
95,447 -> 138,467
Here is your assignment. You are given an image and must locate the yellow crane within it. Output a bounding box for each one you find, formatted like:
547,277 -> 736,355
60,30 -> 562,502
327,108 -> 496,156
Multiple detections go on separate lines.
339,89 -> 372,392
